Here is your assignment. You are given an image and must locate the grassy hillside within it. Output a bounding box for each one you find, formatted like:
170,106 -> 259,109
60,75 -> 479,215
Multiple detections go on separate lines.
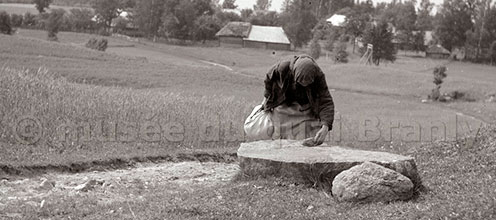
1,29 -> 494,167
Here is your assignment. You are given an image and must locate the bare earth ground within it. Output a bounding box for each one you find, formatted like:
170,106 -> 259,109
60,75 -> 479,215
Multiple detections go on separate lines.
1,29 -> 495,219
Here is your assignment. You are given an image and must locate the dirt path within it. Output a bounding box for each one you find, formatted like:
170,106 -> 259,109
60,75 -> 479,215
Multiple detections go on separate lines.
0,162 -> 239,214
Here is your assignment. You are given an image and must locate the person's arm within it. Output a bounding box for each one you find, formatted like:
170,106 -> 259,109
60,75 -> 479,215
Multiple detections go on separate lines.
315,73 -> 335,130
263,64 -> 277,110
310,73 -> 334,146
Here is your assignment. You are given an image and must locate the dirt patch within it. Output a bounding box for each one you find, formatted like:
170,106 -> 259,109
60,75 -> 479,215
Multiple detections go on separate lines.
0,162 -> 240,208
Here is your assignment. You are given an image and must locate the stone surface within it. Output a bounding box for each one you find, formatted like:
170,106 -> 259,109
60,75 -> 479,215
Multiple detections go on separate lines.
38,178 -> 55,191
74,179 -> 98,192
332,162 -> 414,203
238,140 -> 421,189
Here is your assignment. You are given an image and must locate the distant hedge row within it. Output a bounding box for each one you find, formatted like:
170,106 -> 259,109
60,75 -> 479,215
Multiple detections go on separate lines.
0,8 -> 114,35
0,0 -> 89,6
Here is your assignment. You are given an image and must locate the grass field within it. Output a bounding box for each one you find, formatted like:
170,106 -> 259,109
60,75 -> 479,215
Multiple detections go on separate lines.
1,29 -> 496,219
1,29 -> 494,166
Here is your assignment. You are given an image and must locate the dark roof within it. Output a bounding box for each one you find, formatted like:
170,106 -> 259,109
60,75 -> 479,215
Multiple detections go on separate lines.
215,22 -> 251,38
426,44 -> 450,54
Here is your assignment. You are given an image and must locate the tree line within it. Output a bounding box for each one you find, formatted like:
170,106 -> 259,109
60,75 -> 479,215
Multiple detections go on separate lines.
1,0 -> 496,64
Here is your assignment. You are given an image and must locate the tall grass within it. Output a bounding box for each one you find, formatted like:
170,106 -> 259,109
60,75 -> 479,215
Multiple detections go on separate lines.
0,67 -> 256,165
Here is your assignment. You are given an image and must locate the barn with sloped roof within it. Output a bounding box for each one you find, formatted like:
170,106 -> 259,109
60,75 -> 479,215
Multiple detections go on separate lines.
216,22 -> 291,50
215,22 -> 252,48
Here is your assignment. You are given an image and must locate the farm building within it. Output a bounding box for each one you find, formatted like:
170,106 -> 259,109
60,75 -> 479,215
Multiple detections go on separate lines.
426,44 -> 450,59
215,22 -> 251,48
216,22 -> 291,50
326,14 -> 346,27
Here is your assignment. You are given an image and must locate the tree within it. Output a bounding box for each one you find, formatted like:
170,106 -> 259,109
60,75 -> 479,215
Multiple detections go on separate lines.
254,0 -> 271,11
280,0 -> 317,47
67,8 -> 95,32
44,8 -> 65,41
23,12 -> 37,27
465,0 -> 493,61
92,0 -> 124,30
10,14 -> 23,27
222,0 -> 237,9
134,0 -> 165,38
412,31 -> 426,53
324,0 -> 354,17
249,11 -> 279,26
416,0 -> 434,31
490,41 -> 496,65
33,0 -> 53,13
434,0 -> 474,51
0,11 -> 13,35
362,22 -> 396,65
161,0 -> 214,40
342,8 -> 371,53
161,0 -> 196,40
192,0 -> 214,16
241,8 -> 253,21
194,14 -> 221,43
215,10 -> 242,26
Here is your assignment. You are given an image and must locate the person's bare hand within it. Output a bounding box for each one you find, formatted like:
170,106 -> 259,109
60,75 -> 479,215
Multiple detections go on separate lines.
302,137 -> 316,147
313,125 -> 329,146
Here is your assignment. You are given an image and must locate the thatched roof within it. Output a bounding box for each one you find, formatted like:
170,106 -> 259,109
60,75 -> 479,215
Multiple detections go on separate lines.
426,44 -> 450,54
215,22 -> 251,38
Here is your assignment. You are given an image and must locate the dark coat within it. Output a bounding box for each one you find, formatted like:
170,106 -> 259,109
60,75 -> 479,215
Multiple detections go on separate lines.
263,55 -> 335,130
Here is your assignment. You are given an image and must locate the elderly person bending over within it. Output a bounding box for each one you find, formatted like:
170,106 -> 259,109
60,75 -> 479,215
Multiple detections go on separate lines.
245,54 -> 335,146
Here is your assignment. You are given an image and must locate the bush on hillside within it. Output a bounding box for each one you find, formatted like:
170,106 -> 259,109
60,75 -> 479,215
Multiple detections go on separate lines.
428,66 -> 447,101
67,8 -> 95,32
22,12 -> 37,27
334,42 -> 348,63
10,13 -> 23,27
0,11 -> 13,35
44,9 -> 66,41
85,38 -> 108,51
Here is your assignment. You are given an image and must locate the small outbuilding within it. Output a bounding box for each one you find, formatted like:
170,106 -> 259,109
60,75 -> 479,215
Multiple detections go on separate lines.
326,14 -> 347,27
243,25 -> 291,50
215,22 -> 252,48
216,22 -> 291,50
426,44 -> 450,59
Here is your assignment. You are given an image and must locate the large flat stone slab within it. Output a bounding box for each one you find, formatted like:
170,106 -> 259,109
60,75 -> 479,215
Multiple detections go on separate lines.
238,140 -> 421,189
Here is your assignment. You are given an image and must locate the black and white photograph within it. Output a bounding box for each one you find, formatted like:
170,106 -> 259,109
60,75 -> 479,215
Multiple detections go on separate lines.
1,0 -> 495,219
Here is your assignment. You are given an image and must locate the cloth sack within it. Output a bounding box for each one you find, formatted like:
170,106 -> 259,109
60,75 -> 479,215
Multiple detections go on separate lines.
244,105 -> 274,140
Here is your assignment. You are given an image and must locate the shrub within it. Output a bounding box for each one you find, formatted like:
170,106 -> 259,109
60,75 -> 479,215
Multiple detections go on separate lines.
22,12 -> 37,27
85,38 -> 108,51
428,66 -> 447,101
308,39 -> 321,60
67,8 -> 95,32
10,13 -> 23,27
0,11 -> 13,35
334,42 -> 348,63
112,16 -> 128,33
44,9 -> 66,41
324,37 -> 334,51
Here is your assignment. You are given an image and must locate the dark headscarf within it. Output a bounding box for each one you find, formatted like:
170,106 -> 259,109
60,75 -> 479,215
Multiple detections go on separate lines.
290,55 -> 319,87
